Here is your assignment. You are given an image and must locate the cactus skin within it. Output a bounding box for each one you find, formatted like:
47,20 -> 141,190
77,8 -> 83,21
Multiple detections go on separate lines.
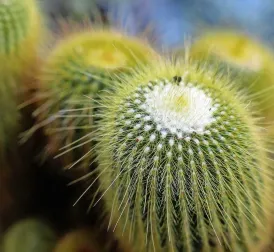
53,230 -> 101,252
189,30 -> 274,136
21,30 -> 155,169
0,75 -> 19,159
1,218 -> 57,252
0,0 -> 42,75
94,59 -> 272,252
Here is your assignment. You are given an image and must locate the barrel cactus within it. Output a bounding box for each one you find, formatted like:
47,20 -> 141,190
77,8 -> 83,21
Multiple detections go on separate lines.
0,0 -> 42,76
21,29 -> 156,169
92,59 -> 272,251
190,30 -> 274,136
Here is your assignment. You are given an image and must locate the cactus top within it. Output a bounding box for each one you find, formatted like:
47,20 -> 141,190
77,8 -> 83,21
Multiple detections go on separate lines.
0,0 -> 40,56
191,30 -> 274,72
190,30 -> 274,136
96,60 -> 271,251
45,30 -> 155,81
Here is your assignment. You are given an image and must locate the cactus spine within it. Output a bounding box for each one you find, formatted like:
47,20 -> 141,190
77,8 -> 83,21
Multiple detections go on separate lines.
22,29 -> 155,169
0,0 -> 42,76
190,30 -> 274,136
93,59 -> 272,251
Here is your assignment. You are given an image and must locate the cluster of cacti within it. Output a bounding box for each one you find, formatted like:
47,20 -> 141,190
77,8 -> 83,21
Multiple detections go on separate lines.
189,30 -> 274,136
0,1 -> 273,252
21,29 -> 156,169
91,59 -> 272,251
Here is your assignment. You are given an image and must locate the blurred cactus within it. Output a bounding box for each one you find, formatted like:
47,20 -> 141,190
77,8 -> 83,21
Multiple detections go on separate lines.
0,0 -> 43,77
1,218 -> 57,252
21,29 -> 156,170
190,30 -> 274,136
0,75 -> 19,159
92,59 -> 272,251
53,229 -> 101,252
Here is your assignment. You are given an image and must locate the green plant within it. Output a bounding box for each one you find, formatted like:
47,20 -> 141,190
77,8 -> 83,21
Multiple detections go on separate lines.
0,74 -> 19,160
53,229 -> 101,252
92,59 -> 272,251
20,29 -> 156,170
0,0 -> 43,77
1,218 -> 57,252
190,30 -> 274,137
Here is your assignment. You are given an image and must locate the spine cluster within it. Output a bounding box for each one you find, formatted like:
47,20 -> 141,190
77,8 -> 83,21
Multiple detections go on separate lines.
94,61 -> 271,251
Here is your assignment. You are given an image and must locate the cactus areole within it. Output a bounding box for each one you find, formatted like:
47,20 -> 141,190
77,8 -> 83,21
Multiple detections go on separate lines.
96,61 -> 270,251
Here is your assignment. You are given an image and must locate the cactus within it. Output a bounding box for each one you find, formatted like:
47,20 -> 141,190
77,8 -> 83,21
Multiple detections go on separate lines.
92,59 -> 272,252
1,218 -> 57,252
0,0 -> 42,158
189,30 -> 274,136
0,74 -> 19,159
53,229 -> 101,252
0,0 -> 42,76
21,29 -> 156,169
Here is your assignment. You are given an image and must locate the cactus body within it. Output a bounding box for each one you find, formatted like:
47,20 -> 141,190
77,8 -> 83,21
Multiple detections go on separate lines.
94,60 -> 272,252
22,30 -> 155,169
53,230 -> 100,252
1,218 -> 57,252
0,0 -> 42,75
0,74 -> 19,159
190,31 -> 274,136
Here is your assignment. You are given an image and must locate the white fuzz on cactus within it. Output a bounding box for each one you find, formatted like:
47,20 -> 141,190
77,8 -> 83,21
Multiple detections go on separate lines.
85,59 -> 273,252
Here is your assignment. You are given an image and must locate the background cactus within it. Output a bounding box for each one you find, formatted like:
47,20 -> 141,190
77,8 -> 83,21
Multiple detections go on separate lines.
189,30 -> 274,136
53,229 -> 101,252
0,74 -> 19,161
92,59 -> 272,251
0,218 -> 57,252
21,29 -> 156,170
0,0 -> 43,77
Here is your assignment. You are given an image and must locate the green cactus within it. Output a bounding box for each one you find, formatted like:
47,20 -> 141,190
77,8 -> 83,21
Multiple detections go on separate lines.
1,218 -> 57,252
20,29 -> 156,169
190,30 -> 274,137
53,229 -> 101,252
92,59 -> 272,252
0,74 -> 19,159
0,0 -> 42,76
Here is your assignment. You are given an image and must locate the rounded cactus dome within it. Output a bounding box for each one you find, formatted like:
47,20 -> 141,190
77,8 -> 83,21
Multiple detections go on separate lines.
190,30 -> 274,138
96,60 -> 271,251
47,31 -> 155,78
191,31 -> 274,72
21,29 -> 156,169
